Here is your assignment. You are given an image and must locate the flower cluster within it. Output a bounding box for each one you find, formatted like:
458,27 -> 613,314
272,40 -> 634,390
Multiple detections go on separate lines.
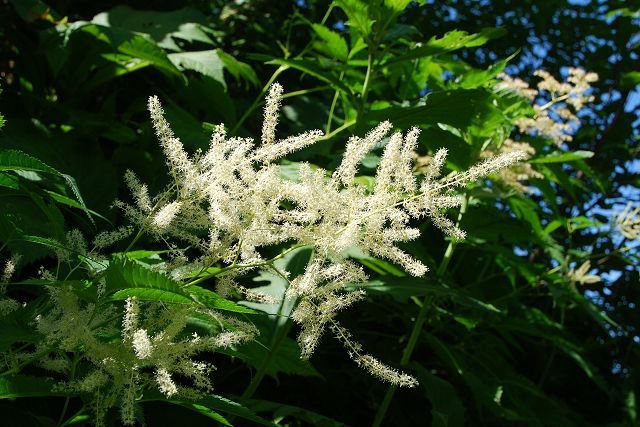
110,83 -> 525,387
489,67 -> 598,192
33,289 -> 255,426
499,67 -> 598,146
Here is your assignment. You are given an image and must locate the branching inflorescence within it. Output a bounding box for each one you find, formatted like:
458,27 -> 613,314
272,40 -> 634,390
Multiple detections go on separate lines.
115,83 -> 525,388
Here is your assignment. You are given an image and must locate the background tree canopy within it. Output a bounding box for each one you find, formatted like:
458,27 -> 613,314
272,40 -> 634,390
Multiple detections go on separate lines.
0,0 -> 638,426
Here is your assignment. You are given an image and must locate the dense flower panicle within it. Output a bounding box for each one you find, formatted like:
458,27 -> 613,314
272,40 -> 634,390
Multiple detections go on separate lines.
124,170 -> 152,213
131,329 -> 153,360
498,67 -> 598,147
155,368 -> 178,397
112,84 -> 525,388
490,68 -> 597,193
148,95 -> 199,195
356,355 -> 419,387
481,139 -> 544,193
151,201 -> 182,230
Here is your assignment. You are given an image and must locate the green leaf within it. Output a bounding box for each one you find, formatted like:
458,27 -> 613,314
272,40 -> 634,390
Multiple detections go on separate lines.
217,49 -> 260,87
105,255 -> 190,298
17,234 -> 70,252
79,24 -> 184,82
144,391 -> 275,426
383,0 -> 413,14
620,71 -> 640,89
312,24 -> 349,62
246,398 -> 348,427
0,149 -> 94,224
364,89 -> 508,142
345,247 -> 406,276
92,6 -> 214,51
267,58 -> 354,95
168,50 -> 225,85
386,28 -> 507,64
357,277 -> 501,313
169,402 -> 231,426
0,149 -> 64,175
0,323 -> 41,352
234,335 -> 320,379
0,376 -> 71,398
335,0 -> 373,39
44,190 -> 109,223
188,285 -> 260,314
529,150 -> 594,164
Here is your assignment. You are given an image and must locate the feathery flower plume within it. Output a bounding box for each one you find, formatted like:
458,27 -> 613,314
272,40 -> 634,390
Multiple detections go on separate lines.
108,83 -> 524,392
262,82 -> 283,144
152,201 -> 182,231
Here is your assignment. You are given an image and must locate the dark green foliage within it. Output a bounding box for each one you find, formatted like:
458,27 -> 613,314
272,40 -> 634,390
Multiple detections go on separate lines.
0,0 -> 637,426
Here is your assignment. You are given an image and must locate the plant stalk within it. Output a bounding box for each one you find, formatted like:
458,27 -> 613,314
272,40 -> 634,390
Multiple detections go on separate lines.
372,195 -> 469,427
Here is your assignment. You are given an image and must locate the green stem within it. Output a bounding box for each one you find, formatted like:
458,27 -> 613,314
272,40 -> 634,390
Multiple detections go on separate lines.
319,119 -> 356,141
326,70 -> 346,133
230,65 -> 289,136
240,252 -> 313,401
372,195 -> 469,427
241,316 -> 293,400
282,86 -> 330,100
240,264 -> 297,400
185,244 -> 305,287
357,49 -> 375,121
57,353 -> 80,426
124,228 -> 145,253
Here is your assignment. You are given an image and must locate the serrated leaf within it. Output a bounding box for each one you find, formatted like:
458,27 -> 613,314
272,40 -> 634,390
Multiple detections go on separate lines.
188,285 -> 260,314
18,234 -> 70,252
79,24 -> 184,81
105,255 -> 189,298
335,0 -> 372,39
383,0 -> 413,13
312,24 -> 349,62
386,28 -> 507,64
168,50 -> 225,85
267,58 -> 354,95
173,403 -> 231,425
0,149 -> 94,224
92,6 -> 214,51
217,49 -> 260,87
